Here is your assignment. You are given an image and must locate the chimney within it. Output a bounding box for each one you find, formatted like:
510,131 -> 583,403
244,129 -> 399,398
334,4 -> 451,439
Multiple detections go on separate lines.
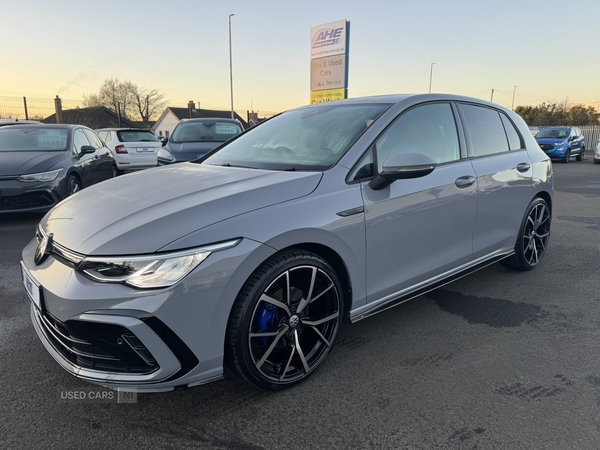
54,95 -> 63,124
247,111 -> 259,126
188,100 -> 195,118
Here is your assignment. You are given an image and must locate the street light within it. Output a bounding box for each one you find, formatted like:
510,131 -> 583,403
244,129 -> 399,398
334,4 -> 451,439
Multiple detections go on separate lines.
511,86 -> 518,110
228,14 -> 235,120
428,62 -> 435,94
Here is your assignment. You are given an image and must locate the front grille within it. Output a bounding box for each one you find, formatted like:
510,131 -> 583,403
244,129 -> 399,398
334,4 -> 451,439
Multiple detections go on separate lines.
36,226 -> 84,265
539,144 -> 554,151
0,191 -> 55,211
36,309 -> 158,374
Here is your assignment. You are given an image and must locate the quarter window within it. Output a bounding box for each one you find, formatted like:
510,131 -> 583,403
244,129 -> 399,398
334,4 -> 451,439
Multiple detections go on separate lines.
500,114 -> 523,151
461,104 -> 513,157
374,102 -> 460,172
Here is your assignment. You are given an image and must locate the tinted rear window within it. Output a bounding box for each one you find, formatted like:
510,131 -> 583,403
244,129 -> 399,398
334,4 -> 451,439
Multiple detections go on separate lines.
171,121 -> 242,143
117,130 -> 158,142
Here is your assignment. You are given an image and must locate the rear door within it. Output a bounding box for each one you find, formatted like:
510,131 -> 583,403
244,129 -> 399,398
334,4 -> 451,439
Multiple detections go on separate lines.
458,103 -> 533,259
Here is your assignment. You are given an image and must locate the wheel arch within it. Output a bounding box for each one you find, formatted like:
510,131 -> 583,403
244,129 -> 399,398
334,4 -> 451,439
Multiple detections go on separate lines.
276,242 -> 353,322
534,190 -> 552,217
61,170 -> 82,199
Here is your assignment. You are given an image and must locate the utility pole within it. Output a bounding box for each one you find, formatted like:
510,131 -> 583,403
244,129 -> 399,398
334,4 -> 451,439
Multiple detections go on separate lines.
511,86 -> 518,110
428,63 -> 435,94
490,89 -> 494,102
228,14 -> 235,120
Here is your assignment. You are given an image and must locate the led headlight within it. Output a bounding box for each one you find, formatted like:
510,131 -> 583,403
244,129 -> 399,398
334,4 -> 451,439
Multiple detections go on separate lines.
78,239 -> 240,288
18,168 -> 63,182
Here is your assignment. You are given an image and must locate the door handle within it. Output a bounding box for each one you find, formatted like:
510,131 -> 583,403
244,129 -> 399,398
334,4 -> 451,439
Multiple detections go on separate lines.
455,176 -> 475,188
516,163 -> 530,172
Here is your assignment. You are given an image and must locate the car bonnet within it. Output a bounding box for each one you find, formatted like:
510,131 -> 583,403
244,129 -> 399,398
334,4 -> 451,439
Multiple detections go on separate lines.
0,151 -> 66,176
40,163 -> 323,255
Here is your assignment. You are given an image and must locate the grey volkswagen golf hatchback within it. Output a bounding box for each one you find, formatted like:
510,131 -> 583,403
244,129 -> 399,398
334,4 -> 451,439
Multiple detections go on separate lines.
21,94 -> 553,392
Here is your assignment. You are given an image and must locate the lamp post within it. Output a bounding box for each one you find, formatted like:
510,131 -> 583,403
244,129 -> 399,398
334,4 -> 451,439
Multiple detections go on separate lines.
428,62 -> 435,94
511,86 -> 518,110
228,14 -> 235,120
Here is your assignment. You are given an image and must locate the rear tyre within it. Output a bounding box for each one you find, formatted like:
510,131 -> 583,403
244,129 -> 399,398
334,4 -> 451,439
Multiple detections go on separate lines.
227,249 -> 343,390
594,159 -> 600,165
576,147 -> 584,161
502,197 -> 550,271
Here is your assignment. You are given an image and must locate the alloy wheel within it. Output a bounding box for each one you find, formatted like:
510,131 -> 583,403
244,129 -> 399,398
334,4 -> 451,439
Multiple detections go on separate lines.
522,202 -> 550,266
248,264 -> 340,384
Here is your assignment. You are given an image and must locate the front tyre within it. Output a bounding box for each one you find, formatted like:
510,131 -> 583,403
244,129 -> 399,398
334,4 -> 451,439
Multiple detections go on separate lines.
67,175 -> 81,196
227,249 -> 343,390
502,197 -> 551,271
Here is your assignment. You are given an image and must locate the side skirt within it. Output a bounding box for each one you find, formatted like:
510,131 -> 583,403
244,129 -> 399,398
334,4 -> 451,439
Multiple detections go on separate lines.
349,252 -> 512,323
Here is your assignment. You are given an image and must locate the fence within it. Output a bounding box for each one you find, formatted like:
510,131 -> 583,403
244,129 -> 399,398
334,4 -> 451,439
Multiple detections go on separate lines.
0,96 -> 82,121
580,126 -> 600,149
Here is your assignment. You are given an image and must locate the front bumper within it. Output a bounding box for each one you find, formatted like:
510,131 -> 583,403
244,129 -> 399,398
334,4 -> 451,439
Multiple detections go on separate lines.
21,234 -> 266,392
539,147 -> 567,158
0,180 -> 60,213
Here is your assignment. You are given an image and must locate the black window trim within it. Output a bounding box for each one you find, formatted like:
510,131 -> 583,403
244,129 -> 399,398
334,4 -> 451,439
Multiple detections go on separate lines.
346,100 -> 467,185
456,102 -> 527,160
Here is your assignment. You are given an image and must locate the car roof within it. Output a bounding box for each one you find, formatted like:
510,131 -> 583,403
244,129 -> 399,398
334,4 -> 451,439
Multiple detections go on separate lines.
288,93 -> 511,112
179,118 -> 242,124
0,119 -> 42,126
0,123 -> 78,130
97,128 -> 147,131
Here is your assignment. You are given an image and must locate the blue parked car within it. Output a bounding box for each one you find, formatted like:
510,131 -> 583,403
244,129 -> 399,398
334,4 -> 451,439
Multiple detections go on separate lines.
535,126 -> 585,162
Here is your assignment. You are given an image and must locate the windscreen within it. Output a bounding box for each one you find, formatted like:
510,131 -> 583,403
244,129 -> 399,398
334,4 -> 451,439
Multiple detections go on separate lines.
0,127 -> 68,152
200,103 -> 391,170
536,128 -> 569,139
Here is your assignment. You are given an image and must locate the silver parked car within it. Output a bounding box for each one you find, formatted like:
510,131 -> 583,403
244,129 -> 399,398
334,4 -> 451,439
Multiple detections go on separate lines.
21,94 -> 553,392
95,128 -> 161,174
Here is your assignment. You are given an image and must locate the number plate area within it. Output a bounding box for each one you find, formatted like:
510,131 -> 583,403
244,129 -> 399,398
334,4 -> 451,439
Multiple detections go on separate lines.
21,261 -> 43,311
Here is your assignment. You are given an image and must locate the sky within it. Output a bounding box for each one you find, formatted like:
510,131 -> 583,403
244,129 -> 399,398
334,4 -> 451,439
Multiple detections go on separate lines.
2,0 -> 599,119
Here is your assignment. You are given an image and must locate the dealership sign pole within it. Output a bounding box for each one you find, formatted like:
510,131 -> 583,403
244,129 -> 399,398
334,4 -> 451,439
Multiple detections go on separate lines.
310,20 -> 350,104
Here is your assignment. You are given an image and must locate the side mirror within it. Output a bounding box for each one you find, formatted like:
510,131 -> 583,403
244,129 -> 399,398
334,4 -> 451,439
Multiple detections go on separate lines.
369,152 -> 437,191
79,145 -> 96,156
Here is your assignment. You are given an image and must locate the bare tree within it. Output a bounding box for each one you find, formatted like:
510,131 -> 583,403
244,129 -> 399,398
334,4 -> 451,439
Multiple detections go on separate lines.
83,78 -> 167,127
132,87 -> 167,128
82,78 -> 136,119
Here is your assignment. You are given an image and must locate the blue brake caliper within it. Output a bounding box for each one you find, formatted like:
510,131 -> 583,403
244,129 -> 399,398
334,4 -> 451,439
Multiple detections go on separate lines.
253,303 -> 276,344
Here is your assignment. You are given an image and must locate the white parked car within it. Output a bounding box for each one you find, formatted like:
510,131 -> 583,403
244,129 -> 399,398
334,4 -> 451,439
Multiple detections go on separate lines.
595,137 -> 600,165
96,128 -> 161,173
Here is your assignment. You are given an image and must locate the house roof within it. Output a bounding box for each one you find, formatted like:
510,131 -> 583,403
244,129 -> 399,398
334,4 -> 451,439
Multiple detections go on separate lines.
156,107 -> 248,129
43,106 -> 138,129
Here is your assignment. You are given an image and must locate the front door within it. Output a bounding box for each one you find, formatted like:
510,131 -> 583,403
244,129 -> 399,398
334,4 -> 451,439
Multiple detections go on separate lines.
361,102 -> 477,303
